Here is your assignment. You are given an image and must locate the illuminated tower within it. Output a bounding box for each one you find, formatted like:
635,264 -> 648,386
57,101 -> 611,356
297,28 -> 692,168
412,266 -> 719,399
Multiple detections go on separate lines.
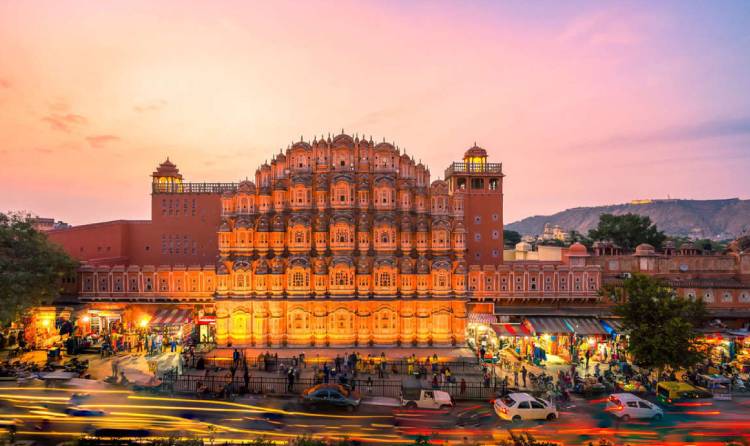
445,145 -> 504,265
152,158 -> 183,193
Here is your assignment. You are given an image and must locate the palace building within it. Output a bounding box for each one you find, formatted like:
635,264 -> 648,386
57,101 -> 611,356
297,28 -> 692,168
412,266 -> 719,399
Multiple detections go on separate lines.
45,131 -> 750,350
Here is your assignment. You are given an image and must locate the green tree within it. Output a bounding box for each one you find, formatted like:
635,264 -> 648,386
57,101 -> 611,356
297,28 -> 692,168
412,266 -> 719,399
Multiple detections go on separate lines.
0,212 -> 77,325
588,213 -> 666,252
568,230 -> 591,247
609,274 -> 707,372
503,230 -> 521,247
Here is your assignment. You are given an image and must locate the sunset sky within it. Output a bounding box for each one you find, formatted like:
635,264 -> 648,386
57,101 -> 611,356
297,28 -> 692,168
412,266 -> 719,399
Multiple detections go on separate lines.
1,0 -> 749,225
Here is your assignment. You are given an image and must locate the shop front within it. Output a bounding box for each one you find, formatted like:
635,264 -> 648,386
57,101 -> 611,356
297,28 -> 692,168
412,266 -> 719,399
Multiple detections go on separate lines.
466,312 -> 498,355
79,309 -> 124,335
196,314 -> 216,345
147,307 -> 194,344
524,317 -> 613,364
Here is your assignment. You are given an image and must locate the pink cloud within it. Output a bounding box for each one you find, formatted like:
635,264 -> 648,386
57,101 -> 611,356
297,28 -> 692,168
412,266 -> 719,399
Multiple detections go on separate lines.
41,113 -> 87,132
133,99 -> 167,113
0,78 -> 10,89
86,134 -> 121,148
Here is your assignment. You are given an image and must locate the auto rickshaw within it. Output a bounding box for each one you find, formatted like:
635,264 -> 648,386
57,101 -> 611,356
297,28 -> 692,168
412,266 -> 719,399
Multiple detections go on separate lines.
656,381 -> 712,404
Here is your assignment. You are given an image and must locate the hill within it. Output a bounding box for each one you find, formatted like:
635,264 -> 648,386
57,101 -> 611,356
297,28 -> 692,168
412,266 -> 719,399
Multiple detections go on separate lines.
506,198 -> 750,240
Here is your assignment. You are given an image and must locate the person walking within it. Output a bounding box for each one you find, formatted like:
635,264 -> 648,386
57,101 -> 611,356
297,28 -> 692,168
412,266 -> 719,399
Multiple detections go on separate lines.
287,367 -> 295,392
513,366 -> 519,388
366,376 -> 373,394
232,348 -> 240,369
460,378 -> 467,396
521,365 -> 528,388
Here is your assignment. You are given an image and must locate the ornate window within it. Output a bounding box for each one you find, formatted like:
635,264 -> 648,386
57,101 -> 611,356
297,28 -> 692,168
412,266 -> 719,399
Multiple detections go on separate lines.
294,231 -> 305,244
292,271 -> 306,288
235,274 -> 245,288
378,272 -> 392,287
335,270 -> 350,286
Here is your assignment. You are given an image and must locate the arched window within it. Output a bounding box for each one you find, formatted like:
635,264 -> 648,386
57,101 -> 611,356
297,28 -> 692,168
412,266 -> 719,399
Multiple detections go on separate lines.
294,231 -> 304,243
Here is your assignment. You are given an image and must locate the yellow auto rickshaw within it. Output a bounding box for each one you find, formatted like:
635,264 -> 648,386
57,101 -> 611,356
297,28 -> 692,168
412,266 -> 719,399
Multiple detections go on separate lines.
656,381 -> 712,404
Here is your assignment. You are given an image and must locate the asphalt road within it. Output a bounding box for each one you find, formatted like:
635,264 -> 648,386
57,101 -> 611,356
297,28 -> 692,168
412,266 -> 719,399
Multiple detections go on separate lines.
0,382 -> 748,445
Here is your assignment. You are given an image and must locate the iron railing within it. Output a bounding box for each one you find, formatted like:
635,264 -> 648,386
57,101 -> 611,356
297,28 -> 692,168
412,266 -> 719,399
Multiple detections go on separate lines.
444,162 -> 502,178
158,370 -> 497,400
152,182 -> 238,194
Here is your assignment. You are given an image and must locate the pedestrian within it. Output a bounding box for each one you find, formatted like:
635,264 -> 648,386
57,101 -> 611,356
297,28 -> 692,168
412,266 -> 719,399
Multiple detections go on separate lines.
287,367 -> 295,392
233,348 -> 240,368
521,365 -> 527,388
513,368 -> 519,387
460,378 -> 467,395
366,376 -> 373,394
111,357 -> 119,378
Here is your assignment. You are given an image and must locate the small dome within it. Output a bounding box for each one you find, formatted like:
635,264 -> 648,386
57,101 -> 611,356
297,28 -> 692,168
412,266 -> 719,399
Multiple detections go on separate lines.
152,158 -> 182,179
291,141 -> 311,151
464,145 -> 487,159
568,242 -> 588,256
664,240 -> 675,249
238,180 -> 256,193
635,243 -> 656,256
332,133 -> 354,147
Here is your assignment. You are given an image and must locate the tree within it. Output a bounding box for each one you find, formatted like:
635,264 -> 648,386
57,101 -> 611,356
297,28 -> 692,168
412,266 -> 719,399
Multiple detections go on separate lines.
0,212 -> 77,325
568,230 -> 591,247
503,230 -> 521,247
588,213 -> 666,252
609,274 -> 707,372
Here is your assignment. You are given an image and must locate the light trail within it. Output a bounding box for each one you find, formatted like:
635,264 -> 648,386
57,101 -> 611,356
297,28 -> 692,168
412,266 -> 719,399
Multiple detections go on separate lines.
127,395 -> 392,419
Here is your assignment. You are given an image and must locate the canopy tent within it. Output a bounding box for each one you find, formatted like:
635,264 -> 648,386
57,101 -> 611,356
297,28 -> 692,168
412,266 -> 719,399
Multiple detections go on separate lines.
600,318 -> 624,336
564,318 -> 608,336
491,323 -> 532,337
526,317 -> 573,335
150,308 -> 192,326
467,312 -> 498,324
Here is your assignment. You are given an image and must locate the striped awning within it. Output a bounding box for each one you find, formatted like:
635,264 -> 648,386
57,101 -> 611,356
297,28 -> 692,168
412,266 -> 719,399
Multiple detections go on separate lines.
564,318 -> 607,336
600,318 -> 624,335
468,312 -> 497,324
492,323 -> 532,337
150,308 -> 193,325
527,317 -> 573,335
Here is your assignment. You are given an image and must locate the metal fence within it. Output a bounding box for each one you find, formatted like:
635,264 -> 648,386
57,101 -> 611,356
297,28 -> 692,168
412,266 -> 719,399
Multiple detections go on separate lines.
195,355 -> 484,376
158,369 -> 496,401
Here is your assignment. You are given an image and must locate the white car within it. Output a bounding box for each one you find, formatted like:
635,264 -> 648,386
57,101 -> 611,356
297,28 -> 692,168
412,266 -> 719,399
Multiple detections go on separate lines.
493,392 -> 558,422
606,393 -> 663,421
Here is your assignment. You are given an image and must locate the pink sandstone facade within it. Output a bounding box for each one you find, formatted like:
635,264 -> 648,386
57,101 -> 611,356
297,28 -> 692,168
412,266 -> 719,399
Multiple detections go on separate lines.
47,132 -> 750,347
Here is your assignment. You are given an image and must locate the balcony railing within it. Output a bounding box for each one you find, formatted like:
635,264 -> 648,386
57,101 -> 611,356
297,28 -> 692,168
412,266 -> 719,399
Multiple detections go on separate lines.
153,182 -> 239,194
444,162 -> 502,178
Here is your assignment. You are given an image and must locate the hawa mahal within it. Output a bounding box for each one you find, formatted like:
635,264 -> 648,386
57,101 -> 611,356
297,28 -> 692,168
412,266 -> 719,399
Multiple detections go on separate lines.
48,132 -> 750,347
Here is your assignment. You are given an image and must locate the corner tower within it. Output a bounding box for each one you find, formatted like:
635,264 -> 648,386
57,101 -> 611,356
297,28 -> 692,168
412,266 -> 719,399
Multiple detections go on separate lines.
445,145 -> 504,265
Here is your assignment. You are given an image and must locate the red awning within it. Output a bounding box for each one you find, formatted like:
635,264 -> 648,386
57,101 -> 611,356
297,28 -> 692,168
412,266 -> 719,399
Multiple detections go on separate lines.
150,308 -> 192,325
491,324 -> 531,337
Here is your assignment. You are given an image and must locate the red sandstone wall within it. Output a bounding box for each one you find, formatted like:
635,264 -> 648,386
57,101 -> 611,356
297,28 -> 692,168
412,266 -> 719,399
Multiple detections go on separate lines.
47,193 -> 222,267
47,220 -> 132,264
465,186 -> 504,265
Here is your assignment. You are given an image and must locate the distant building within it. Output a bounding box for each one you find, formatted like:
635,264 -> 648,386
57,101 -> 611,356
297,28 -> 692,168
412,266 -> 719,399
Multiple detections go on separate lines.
30,217 -> 70,232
